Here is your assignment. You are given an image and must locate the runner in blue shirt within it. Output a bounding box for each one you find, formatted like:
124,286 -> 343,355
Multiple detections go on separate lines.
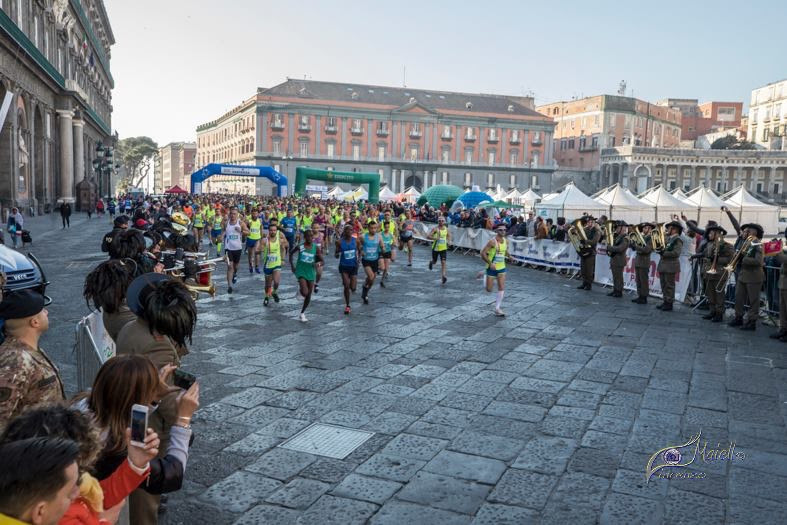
335,224 -> 361,315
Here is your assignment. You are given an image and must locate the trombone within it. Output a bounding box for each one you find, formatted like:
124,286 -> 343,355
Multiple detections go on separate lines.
715,235 -> 761,292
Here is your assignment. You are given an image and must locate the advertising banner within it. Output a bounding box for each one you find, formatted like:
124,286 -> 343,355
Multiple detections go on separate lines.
593,246 -> 692,301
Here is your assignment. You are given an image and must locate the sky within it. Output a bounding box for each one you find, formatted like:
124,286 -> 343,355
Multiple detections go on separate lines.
105,0 -> 787,148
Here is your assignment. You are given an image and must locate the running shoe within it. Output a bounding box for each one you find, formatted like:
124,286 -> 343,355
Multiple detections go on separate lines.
428,261 -> 433,271
442,276 -> 447,284
255,267 -> 261,274
228,286 -> 233,294
232,274 -> 238,284
264,296 -> 270,306
380,281 -> 386,288
344,306 -> 351,315
363,296 -> 369,305
249,266 -> 253,274
273,293 -> 280,303
299,313 -> 307,322
407,263 -> 412,267
494,308 -> 505,317
314,284 -> 319,294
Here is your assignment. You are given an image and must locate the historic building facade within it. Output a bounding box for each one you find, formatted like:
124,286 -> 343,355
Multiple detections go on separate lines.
156,141 -> 195,193
656,98 -> 743,142
196,79 -> 556,196
600,145 -> 787,201
536,95 -> 682,172
748,79 -> 787,150
0,0 -> 114,213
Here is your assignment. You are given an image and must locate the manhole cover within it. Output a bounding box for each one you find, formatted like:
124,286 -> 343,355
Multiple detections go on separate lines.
278,423 -> 374,459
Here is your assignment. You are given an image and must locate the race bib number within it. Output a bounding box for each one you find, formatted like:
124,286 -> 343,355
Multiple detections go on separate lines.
267,253 -> 280,264
343,250 -> 356,260
300,251 -> 315,264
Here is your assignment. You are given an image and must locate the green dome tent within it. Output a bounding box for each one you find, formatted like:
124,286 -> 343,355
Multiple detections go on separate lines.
417,184 -> 464,208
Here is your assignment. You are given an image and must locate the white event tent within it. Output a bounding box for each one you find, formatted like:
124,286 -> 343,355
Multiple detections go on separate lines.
378,186 -> 398,202
723,186 -> 779,235
639,186 -> 696,222
671,188 -> 692,204
401,186 -> 421,203
505,188 -> 523,204
685,185 -> 735,232
536,183 -> 607,221
327,186 -> 345,199
520,188 -> 542,210
594,184 -> 651,224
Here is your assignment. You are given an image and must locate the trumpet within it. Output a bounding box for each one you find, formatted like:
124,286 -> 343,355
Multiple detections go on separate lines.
628,225 -> 647,249
651,223 -> 667,251
715,235 -> 760,292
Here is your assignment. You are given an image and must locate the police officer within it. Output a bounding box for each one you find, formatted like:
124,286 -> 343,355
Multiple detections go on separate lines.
101,215 -> 129,252
577,216 -> 599,291
656,221 -> 684,311
699,225 -> 734,322
729,223 -> 764,330
632,222 -> 654,304
606,221 -> 629,298
0,290 -> 64,428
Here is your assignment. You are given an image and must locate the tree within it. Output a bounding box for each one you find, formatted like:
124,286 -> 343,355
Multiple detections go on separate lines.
710,135 -> 757,150
116,136 -> 158,189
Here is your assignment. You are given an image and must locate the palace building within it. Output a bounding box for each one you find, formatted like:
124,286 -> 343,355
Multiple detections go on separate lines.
0,0 -> 114,213
196,79 -> 557,196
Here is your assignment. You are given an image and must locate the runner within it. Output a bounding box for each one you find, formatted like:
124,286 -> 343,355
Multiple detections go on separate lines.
310,222 -> 324,293
192,204 -> 205,247
428,216 -> 450,284
360,221 -> 386,304
398,209 -> 415,266
210,207 -> 225,256
481,224 -> 509,317
380,211 -> 397,287
261,218 -> 289,307
223,206 -> 249,294
335,224 -> 360,314
246,209 -> 263,273
290,229 -> 323,322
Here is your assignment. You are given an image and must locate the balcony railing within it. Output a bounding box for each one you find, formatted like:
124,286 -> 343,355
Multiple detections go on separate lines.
579,144 -> 598,152
441,132 -> 452,140
298,124 -> 311,132
255,151 -> 551,169
531,136 -> 542,145
271,121 -> 285,130
510,135 -> 520,144
376,127 -> 389,136
409,129 -> 422,138
324,125 -> 337,133
465,134 -> 477,141
350,127 -> 364,135
487,133 -> 499,143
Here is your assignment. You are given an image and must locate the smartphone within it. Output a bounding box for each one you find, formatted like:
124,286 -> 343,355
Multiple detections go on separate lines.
130,404 -> 149,447
173,369 -> 197,390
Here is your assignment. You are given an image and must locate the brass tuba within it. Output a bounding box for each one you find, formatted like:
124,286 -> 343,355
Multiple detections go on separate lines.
568,218 -> 593,257
651,223 -> 667,251
604,220 -> 615,245
628,225 -> 647,249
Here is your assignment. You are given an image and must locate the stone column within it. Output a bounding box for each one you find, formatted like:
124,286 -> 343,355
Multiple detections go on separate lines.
73,119 -> 85,184
432,171 -> 437,186
391,169 -> 397,192
765,166 -> 773,194
734,167 -> 741,188
423,170 -> 429,191
57,110 -> 74,203
400,169 -> 405,191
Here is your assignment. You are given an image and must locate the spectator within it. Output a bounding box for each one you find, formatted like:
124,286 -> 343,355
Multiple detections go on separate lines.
525,211 -> 536,236
0,404 -> 160,525
61,202 -> 72,229
535,217 -> 549,240
554,217 -> 568,242
96,199 -> 105,217
7,207 -> 23,248
74,355 -> 199,524
0,290 -> 64,429
83,260 -> 137,343
101,215 -> 129,253
0,437 -> 81,525
546,218 -> 555,239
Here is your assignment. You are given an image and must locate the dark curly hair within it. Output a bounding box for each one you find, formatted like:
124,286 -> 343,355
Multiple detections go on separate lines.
83,259 -> 135,313
109,229 -> 145,259
0,403 -> 101,470
140,280 -> 196,347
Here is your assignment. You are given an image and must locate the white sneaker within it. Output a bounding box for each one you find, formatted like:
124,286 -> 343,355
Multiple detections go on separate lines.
494,308 -> 505,317
299,313 -> 307,322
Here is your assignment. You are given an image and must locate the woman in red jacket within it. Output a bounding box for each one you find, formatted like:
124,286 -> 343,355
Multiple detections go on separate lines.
0,403 -> 159,524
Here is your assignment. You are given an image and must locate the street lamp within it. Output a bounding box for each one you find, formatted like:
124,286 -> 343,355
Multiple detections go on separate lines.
94,140 -> 118,197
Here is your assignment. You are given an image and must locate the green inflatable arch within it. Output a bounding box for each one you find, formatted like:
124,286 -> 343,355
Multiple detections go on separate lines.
295,167 -> 380,203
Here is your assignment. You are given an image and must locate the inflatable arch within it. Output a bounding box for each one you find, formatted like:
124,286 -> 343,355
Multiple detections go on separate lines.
189,164 -> 288,196
295,167 -> 380,203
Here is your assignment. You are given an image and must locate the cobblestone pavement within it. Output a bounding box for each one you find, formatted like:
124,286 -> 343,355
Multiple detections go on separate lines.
18,212 -> 787,524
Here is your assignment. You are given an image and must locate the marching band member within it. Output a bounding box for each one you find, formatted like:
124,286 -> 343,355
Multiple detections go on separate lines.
698,225 -> 734,322
577,216 -> 599,291
656,221 -> 684,311
771,231 -> 787,342
606,221 -> 629,298
729,223 -> 764,330
632,222 -> 653,304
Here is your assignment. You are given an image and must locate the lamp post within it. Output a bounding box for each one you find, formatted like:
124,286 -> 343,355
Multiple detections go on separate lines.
93,140 -> 119,199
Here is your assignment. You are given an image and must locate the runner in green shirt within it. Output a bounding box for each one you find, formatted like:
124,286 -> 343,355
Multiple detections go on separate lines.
289,229 -> 323,322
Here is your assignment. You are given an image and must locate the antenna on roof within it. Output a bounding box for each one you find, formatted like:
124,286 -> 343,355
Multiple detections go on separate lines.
402,65 -> 406,88
617,80 -> 627,96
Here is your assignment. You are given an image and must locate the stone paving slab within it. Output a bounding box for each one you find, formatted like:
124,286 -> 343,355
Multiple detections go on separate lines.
33,216 -> 787,524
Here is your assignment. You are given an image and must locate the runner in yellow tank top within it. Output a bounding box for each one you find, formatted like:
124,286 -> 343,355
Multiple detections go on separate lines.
428,216 -> 451,284
481,224 -> 509,316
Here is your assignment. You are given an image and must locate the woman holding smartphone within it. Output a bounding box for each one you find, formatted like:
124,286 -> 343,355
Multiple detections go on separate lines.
74,355 -> 200,525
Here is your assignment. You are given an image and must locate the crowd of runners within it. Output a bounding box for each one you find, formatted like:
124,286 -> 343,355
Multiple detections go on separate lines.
110,193 -> 511,321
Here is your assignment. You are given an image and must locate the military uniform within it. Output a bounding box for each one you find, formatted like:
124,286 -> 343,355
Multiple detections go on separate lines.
733,243 -> 764,328
579,224 -> 599,289
102,303 -> 137,343
701,234 -> 734,321
772,249 -> 787,339
633,230 -> 653,302
607,227 -> 629,296
657,227 -> 683,310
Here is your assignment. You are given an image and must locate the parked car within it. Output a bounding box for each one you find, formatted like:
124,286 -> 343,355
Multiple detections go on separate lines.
778,217 -> 787,235
0,244 -> 50,304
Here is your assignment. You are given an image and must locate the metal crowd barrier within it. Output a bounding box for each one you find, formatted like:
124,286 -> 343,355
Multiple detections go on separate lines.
687,261 -> 781,320
74,311 -> 115,391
